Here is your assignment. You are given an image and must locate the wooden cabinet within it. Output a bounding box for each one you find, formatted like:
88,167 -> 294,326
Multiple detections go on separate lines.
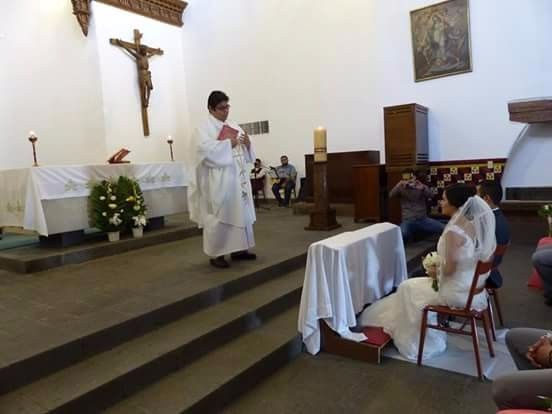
384,104 -> 428,172
386,170 -> 404,225
304,150 -> 380,203
352,164 -> 387,222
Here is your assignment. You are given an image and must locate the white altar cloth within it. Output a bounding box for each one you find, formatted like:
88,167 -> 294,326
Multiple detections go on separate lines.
0,162 -> 188,236
298,222 -> 407,355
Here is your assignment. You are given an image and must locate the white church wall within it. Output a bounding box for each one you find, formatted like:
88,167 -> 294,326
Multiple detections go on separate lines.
501,123 -> 552,190
0,0 -> 107,169
181,0 -> 552,179
92,2 -> 191,164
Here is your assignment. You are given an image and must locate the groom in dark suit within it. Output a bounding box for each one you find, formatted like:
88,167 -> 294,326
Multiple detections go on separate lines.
477,180 -> 511,288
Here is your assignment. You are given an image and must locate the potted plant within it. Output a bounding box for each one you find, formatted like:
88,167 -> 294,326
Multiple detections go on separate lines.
118,176 -> 147,238
89,180 -> 124,241
538,204 -> 552,238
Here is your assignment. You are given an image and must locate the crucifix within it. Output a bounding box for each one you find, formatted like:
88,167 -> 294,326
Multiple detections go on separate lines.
110,29 -> 164,136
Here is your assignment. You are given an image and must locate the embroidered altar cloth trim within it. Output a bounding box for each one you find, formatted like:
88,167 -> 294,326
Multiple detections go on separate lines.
0,162 -> 188,236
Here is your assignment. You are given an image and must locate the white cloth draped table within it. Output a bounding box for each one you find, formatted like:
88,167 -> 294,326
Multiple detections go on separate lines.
0,162 -> 189,236
298,222 -> 408,355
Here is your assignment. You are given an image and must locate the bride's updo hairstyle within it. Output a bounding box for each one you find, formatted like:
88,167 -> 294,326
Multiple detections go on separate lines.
444,183 -> 476,209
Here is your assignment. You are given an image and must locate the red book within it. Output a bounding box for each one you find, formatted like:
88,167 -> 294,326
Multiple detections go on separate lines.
107,148 -> 131,164
362,326 -> 391,347
218,125 -> 239,141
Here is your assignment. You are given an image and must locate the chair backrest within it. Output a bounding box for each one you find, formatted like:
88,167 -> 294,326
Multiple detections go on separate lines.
464,260 -> 493,311
492,243 -> 509,270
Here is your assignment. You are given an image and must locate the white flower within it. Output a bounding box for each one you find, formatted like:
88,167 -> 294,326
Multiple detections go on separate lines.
109,214 -> 122,226
422,252 -> 441,271
100,196 -> 106,201
133,205 -> 141,211
110,195 -> 117,201
120,209 -> 124,213
132,215 -> 147,227
102,212 -> 107,217
108,203 -> 117,209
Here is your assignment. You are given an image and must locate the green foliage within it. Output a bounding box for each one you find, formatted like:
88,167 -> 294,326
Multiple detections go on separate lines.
117,176 -> 148,228
538,204 -> 552,217
88,176 -> 148,232
89,180 -> 124,232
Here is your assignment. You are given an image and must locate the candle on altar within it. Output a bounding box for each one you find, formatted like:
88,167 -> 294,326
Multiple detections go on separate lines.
167,135 -> 174,161
28,130 -> 39,166
313,126 -> 327,162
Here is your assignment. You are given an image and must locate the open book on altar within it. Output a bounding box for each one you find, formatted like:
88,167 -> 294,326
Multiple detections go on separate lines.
107,148 -> 131,164
218,125 -> 239,141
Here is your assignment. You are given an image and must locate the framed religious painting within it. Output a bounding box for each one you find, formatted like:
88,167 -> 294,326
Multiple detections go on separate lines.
410,0 -> 472,82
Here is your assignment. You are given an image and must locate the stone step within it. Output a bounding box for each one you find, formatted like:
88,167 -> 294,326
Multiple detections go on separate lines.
106,306 -> 301,414
0,270 -> 304,413
0,223 -> 201,273
0,253 -> 306,395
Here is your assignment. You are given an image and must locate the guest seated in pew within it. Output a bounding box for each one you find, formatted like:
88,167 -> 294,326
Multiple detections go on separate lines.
270,155 -> 297,207
493,328 -> 552,410
533,246 -> 552,306
477,180 -> 511,288
250,158 -> 267,207
359,184 -> 496,360
390,168 -> 445,243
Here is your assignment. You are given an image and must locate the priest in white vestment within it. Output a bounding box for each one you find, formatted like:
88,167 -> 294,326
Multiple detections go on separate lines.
188,91 -> 257,268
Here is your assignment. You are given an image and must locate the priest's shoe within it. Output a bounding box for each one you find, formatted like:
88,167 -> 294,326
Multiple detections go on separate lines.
230,251 -> 257,261
210,256 -> 230,268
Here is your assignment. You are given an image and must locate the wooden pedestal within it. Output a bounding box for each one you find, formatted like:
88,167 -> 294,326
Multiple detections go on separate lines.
320,320 -> 390,364
305,208 -> 340,231
305,161 -> 341,231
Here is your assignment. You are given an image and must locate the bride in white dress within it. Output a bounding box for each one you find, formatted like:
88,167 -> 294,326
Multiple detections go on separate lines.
359,184 -> 496,361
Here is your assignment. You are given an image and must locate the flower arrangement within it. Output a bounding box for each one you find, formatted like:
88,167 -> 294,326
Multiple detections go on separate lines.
423,251 -> 442,292
538,204 -> 552,237
537,395 -> 552,411
117,176 -> 147,230
89,180 -> 124,233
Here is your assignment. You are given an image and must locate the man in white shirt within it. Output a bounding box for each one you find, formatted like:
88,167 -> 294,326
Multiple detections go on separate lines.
187,91 -> 257,268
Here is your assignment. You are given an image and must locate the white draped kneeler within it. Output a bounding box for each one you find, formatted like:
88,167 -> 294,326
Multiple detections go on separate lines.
298,223 -> 407,359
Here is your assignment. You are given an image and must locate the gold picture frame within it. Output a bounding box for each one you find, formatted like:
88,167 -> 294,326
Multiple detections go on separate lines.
410,0 -> 472,82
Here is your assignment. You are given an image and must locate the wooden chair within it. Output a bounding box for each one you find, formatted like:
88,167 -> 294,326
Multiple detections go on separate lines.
417,260 -> 495,380
251,175 -> 267,208
487,244 -> 509,340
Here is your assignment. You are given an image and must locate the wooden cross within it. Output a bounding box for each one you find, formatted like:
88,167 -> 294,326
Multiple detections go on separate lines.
110,29 -> 164,136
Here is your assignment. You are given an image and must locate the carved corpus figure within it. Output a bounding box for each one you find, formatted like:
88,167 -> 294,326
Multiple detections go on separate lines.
110,29 -> 164,136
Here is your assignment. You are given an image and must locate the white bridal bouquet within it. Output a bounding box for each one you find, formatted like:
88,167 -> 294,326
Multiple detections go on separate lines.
422,251 -> 442,292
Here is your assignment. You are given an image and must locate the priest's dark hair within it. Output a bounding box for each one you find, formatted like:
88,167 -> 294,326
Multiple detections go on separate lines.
208,91 -> 229,110
444,183 -> 476,209
478,180 -> 503,205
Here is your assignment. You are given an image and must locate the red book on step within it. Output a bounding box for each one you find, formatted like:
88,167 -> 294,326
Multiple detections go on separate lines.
362,326 -> 391,347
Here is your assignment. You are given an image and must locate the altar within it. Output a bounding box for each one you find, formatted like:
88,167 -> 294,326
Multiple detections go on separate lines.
0,162 -> 189,241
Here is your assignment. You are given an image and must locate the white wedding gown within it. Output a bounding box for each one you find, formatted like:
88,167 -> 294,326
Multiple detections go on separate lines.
358,224 -> 489,361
